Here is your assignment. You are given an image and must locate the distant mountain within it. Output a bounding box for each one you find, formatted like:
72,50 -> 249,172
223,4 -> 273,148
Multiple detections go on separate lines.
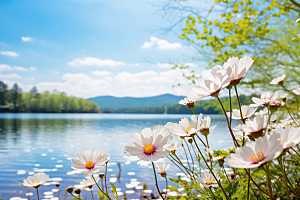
86,94 -> 185,108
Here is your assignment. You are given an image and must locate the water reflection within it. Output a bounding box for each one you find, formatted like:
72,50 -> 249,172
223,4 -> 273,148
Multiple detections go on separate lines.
0,113 -> 241,199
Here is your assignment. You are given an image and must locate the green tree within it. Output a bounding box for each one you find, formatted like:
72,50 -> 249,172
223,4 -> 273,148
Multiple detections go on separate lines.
0,81 -> 8,105
10,83 -> 22,110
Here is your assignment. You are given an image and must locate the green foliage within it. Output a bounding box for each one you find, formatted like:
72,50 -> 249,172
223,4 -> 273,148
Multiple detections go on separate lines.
110,182 -> 119,200
0,82 -> 99,113
176,0 -> 300,114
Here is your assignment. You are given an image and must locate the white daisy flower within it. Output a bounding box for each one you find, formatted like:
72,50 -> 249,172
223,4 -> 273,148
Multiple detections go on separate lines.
196,170 -> 219,187
222,56 -> 254,85
165,114 -> 202,137
254,107 -> 269,116
77,177 -> 99,189
271,128 -> 300,149
292,87 -> 300,95
270,74 -> 286,85
163,139 -> 183,152
225,134 -> 283,168
23,173 -> 50,188
281,93 -> 288,100
198,116 -> 217,136
155,163 -> 170,177
178,98 -> 195,109
250,91 -> 279,107
124,125 -> 172,166
187,75 -> 230,100
231,105 -> 256,120
71,149 -> 110,175
242,114 -> 266,138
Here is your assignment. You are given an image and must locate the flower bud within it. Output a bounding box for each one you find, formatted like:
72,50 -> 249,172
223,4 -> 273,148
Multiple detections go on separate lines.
159,171 -> 167,178
200,128 -> 210,136
99,173 -> 105,179
66,186 -> 74,193
74,188 -> 81,195
55,183 -> 60,188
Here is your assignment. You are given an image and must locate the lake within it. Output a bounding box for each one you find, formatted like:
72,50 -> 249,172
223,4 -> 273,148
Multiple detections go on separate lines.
0,113 -> 240,200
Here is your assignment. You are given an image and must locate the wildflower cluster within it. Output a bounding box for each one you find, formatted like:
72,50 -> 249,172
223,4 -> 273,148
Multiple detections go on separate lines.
20,55 -> 300,200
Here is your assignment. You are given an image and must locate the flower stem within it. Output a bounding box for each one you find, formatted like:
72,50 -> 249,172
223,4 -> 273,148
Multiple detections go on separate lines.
182,143 -> 191,170
285,103 -> 299,127
279,157 -> 291,200
244,169 -> 271,198
247,175 -> 250,200
264,164 -> 273,199
208,187 -> 217,200
91,190 -> 95,200
192,108 -> 196,115
193,137 -> 230,200
196,134 -> 207,147
105,162 -> 108,195
291,148 -> 300,158
36,188 -> 39,200
70,193 -> 80,200
165,176 -> 168,199
234,86 -> 245,124
216,96 -> 239,147
92,174 -> 112,200
184,139 -> 195,171
229,87 -> 232,126
167,156 -> 189,178
151,161 -> 165,200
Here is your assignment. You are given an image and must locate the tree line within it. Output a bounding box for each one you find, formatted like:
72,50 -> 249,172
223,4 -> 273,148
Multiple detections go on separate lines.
0,81 -> 99,113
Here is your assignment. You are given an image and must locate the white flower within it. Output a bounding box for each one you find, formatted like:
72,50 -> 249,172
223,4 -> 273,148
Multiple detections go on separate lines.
187,75 -> 230,100
165,114 -> 201,137
292,87 -> 300,95
231,105 -> 256,120
271,128 -> 300,149
242,114 -> 266,138
178,98 -> 195,109
277,117 -> 293,129
250,91 -> 279,107
281,93 -> 288,100
270,74 -> 286,85
163,139 -> 183,152
196,170 -> 219,187
225,134 -> 283,168
78,177 -> 99,189
222,56 -> 254,85
254,107 -> 269,116
198,115 -> 217,136
124,125 -> 172,166
155,163 -> 170,176
71,149 -> 110,175
23,173 -> 50,188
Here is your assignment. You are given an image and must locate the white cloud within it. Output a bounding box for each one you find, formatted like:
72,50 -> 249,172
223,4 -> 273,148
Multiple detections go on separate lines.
50,70 -> 59,74
21,36 -> 33,42
0,51 -> 18,57
14,66 -> 37,71
0,64 -> 13,71
156,63 -> 174,68
0,73 -> 22,79
133,63 -> 140,67
36,73 -> 110,98
68,57 -> 125,67
92,70 -> 111,76
142,36 -> 183,50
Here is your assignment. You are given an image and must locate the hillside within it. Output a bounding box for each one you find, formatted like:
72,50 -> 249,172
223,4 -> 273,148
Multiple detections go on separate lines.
86,94 -> 185,108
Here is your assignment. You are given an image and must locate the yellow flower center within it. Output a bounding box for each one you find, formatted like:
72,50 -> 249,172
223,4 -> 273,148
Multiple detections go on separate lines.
85,161 -> 95,169
185,126 -> 195,133
249,151 -> 265,164
231,72 -> 238,77
143,143 -> 155,155
32,181 -> 39,185
280,139 -> 285,146
170,146 -> 177,152
205,179 -> 214,185
239,114 -> 247,119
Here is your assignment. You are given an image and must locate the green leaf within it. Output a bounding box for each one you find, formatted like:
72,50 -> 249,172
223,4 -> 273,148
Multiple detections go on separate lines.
110,182 -> 119,200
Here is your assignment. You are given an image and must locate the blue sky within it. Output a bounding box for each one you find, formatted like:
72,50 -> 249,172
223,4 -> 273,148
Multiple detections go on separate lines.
0,0 -> 208,98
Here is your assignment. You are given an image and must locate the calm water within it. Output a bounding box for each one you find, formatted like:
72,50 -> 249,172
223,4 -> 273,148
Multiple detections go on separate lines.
0,113 -> 240,200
